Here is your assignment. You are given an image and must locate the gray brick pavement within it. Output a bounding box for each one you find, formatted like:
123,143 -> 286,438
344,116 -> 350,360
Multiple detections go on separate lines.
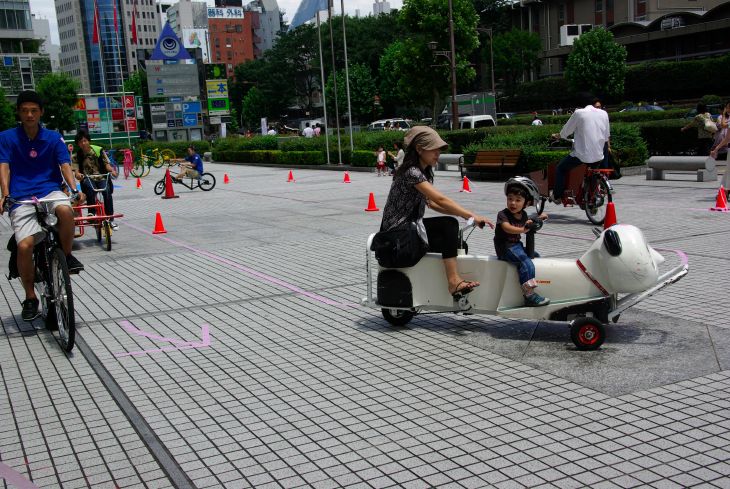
1,165 -> 729,488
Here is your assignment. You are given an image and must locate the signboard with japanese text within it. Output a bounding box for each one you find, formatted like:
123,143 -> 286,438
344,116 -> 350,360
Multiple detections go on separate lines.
206,80 -> 228,98
207,7 -> 244,18
147,62 -> 200,98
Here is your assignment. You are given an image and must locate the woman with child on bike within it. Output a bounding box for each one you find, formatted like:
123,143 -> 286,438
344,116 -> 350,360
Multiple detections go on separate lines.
380,126 -> 493,299
72,130 -> 119,230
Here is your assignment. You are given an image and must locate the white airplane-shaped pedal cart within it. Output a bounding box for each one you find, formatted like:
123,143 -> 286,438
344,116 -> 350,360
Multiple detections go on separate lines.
363,213 -> 688,351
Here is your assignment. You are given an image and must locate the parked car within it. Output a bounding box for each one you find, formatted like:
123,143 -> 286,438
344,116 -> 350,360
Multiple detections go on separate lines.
458,115 -> 496,129
366,119 -> 411,131
496,112 -> 516,120
619,104 -> 664,112
684,104 -> 722,120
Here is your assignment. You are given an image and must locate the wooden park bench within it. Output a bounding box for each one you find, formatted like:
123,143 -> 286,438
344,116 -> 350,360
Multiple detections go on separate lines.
459,149 -> 522,180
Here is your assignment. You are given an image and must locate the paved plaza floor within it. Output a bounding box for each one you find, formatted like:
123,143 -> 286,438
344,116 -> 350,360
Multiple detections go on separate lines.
0,163 -> 728,489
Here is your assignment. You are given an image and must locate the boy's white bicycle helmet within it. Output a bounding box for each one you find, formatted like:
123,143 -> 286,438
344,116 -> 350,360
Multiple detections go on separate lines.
504,176 -> 541,206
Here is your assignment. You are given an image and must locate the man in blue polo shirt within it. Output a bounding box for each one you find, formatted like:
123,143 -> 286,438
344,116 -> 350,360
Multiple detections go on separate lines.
0,90 -> 84,321
173,145 -> 204,182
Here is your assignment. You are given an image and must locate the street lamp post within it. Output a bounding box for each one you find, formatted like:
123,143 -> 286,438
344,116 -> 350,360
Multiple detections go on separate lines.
477,27 -> 497,107
428,0 -> 459,130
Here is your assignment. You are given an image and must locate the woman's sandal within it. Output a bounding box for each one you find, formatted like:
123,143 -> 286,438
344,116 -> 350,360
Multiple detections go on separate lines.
450,280 -> 479,299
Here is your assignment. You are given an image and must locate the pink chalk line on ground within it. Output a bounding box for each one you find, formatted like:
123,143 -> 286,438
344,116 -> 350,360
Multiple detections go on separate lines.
0,462 -> 40,489
124,222 -> 356,308
114,320 -> 210,357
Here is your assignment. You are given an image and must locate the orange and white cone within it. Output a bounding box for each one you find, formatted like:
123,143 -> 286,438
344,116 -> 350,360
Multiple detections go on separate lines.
604,201 -> 617,228
711,185 -> 729,211
136,177 -> 142,189
223,173 -> 230,184
152,212 -> 167,234
343,171 -> 351,183
460,176 -> 472,193
365,193 -> 379,212
287,170 -> 295,182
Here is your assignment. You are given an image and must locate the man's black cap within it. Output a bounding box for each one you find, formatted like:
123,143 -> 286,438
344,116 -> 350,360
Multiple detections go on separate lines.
16,90 -> 44,109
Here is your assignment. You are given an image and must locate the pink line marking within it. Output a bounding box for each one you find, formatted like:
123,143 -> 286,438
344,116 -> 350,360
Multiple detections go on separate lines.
125,222 -> 356,308
114,321 -> 210,357
0,462 -> 40,489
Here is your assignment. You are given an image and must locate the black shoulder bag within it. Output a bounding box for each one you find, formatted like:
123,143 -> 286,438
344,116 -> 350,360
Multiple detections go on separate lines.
370,218 -> 428,268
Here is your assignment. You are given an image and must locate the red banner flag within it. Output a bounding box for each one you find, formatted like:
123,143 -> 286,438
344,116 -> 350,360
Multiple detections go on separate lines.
113,0 -> 118,32
92,0 -> 100,44
131,2 -> 138,44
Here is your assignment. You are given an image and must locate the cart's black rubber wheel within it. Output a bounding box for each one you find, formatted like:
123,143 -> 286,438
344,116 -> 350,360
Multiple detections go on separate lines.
199,173 -> 216,191
382,308 -> 414,326
153,180 -> 165,195
570,317 -> 605,351
50,248 -> 75,352
103,221 -> 112,251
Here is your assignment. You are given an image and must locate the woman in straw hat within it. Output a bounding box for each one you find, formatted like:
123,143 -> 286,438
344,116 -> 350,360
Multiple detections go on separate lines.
380,126 -> 493,298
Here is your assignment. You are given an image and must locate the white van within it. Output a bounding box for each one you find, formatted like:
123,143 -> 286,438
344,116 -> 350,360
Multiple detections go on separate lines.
458,115 -> 496,129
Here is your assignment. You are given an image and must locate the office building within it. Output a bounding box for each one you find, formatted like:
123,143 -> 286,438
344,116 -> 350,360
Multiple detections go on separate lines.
31,15 -> 61,72
0,0 -> 52,96
373,0 -> 390,15
513,0 -> 730,77
56,0 -> 160,93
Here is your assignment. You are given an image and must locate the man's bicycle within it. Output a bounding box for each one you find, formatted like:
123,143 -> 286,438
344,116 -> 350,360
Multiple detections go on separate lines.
528,138 -> 614,225
6,196 -> 76,352
154,171 -> 216,194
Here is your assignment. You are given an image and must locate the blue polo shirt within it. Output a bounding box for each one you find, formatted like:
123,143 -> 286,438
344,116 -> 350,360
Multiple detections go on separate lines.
185,153 -> 204,173
0,125 -> 71,201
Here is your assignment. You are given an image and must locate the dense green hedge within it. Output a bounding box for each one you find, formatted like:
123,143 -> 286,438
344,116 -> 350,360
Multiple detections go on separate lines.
498,108 -> 687,126
635,119 -> 699,155
212,149 -> 326,165
462,123 -> 648,170
351,150 -> 377,167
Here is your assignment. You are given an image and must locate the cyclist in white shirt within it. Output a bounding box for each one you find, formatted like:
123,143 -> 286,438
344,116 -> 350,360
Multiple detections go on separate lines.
550,93 -> 610,202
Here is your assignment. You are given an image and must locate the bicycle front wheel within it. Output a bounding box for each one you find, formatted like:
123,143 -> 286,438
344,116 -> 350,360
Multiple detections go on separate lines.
160,149 -> 176,166
130,161 -> 145,178
153,179 -> 166,195
103,221 -> 112,251
584,176 -> 611,225
50,248 -> 75,352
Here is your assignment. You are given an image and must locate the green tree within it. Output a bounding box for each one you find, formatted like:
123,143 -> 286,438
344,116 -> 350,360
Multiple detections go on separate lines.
565,27 -> 627,99
0,86 -> 16,130
123,70 -> 146,96
324,63 -> 378,124
241,86 -> 266,130
35,73 -> 80,131
384,0 -> 480,116
492,29 -> 541,94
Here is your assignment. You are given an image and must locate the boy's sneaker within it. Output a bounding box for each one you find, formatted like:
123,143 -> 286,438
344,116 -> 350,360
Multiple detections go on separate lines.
110,222 -> 119,231
524,293 -> 550,307
66,254 -> 84,274
548,191 -> 561,204
21,298 -> 40,321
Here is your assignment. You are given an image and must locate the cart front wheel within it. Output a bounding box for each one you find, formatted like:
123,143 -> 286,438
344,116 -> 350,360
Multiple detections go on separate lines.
570,317 -> 605,351
103,221 -> 112,251
382,308 -> 414,326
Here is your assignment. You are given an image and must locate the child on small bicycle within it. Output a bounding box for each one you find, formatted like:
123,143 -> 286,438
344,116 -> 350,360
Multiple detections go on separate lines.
72,130 -> 119,229
173,145 -> 204,182
493,177 -> 550,307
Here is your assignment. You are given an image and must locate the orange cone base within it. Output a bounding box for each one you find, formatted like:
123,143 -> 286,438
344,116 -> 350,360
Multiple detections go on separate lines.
365,192 -> 379,212
603,201 -> 617,229
460,176 -> 472,193
710,186 -> 729,211
152,212 -> 167,234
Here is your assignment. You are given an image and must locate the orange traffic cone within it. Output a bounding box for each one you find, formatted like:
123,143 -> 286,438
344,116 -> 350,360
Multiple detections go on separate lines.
136,177 -> 142,189
603,201 -> 617,229
161,169 -> 179,199
365,193 -> 379,212
287,170 -> 295,182
224,173 -> 230,184
343,171 -> 351,183
460,176 -> 472,193
152,212 -> 167,234
710,185 -> 729,211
